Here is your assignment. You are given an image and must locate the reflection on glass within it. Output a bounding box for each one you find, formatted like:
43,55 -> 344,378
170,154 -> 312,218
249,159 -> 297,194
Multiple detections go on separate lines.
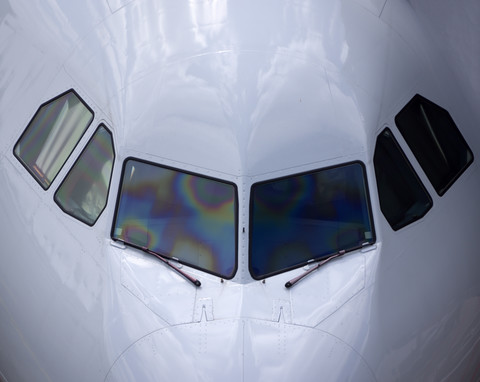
112,159 -> 237,278
14,90 -> 93,189
55,125 -> 115,226
250,162 -> 375,279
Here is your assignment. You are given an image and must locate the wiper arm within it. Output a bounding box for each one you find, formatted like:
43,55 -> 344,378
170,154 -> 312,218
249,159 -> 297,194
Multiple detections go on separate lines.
285,250 -> 346,289
141,246 -> 201,287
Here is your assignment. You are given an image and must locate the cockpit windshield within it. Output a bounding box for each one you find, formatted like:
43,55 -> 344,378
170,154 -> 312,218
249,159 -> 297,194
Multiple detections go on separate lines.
249,162 -> 375,279
112,159 -> 237,279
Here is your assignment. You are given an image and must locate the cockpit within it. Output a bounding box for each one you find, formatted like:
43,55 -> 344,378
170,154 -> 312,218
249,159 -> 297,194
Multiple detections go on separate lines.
13,89 -> 473,286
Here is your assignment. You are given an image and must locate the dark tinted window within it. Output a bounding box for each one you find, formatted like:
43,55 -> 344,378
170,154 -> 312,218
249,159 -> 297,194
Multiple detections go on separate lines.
250,162 -> 375,279
111,159 -> 237,279
374,128 -> 432,231
55,125 -> 115,226
14,90 -> 93,189
395,94 -> 473,195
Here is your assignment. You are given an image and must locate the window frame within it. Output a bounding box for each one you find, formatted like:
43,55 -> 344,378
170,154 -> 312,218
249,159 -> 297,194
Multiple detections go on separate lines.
54,124 -> 116,226
13,89 -> 94,190
248,160 -> 376,280
110,157 -> 239,279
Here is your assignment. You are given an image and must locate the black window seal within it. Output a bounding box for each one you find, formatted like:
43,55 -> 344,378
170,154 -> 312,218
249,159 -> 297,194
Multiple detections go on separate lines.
110,156 -> 239,280
248,160 -> 376,280
54,124 -> 115,227
13,88 -> 95,190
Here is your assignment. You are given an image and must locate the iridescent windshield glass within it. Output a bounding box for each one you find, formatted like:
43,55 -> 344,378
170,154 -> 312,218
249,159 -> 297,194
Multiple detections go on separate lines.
112,159 -> 237,278
14,90 -> 93,189
55,125 -> 115,226
250,162 -> 375,279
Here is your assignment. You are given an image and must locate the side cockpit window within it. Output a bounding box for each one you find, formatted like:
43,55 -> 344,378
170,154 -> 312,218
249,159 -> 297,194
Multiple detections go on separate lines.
374,128 -> 432,231
249,162 -> 375,279
111,159 -> 237,279
395,94 -> 473,196
14,90 -> 93,189
54,125 -> 115,226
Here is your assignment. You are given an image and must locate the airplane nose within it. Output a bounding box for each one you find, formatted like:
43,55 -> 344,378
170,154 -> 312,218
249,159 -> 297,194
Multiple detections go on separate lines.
105,318 -> 375,382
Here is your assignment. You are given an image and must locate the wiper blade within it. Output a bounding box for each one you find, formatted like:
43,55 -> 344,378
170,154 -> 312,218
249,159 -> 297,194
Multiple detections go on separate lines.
141,246 -> 201,287
113,239 -> 201,287
111,240 -> 202,287
285,250 -> 346,289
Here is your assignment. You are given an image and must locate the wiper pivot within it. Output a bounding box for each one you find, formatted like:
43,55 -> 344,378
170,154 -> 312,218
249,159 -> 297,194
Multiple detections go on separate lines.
285,250 -> 346,289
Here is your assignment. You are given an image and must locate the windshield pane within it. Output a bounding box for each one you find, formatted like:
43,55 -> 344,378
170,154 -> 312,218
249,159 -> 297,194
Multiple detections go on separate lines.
111,159 -> 237,278
55,125 -> 115,226
374,128 -> 432,230
14,90 -> 93,189
395,94 -> 473,196
250,162 -> 375,279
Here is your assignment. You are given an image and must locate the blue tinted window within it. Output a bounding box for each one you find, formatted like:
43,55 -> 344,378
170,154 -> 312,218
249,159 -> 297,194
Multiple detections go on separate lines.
250,162 -> 375,279
112,159 -> 237,278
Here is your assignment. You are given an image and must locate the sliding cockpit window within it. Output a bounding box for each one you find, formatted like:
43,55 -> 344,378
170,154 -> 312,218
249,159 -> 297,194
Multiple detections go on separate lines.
111,159 -> 237,279
55,125 -> 115,226
14,90 -> 94,189
374,128 -> 432,231
395,94 -> 473,196
249,162 -> 375,279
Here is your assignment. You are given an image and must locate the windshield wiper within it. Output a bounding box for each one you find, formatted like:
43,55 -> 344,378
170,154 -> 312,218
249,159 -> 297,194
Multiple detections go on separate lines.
140,246 -> 201,287
285,250 -> 346,289
113,238 -> 201,287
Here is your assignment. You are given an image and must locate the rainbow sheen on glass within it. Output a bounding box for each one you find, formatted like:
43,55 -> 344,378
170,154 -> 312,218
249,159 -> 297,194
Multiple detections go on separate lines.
55,126 -> 115,225
112,159 -> 237,278
14,91 -> 93,189
250,162 -> 374,279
